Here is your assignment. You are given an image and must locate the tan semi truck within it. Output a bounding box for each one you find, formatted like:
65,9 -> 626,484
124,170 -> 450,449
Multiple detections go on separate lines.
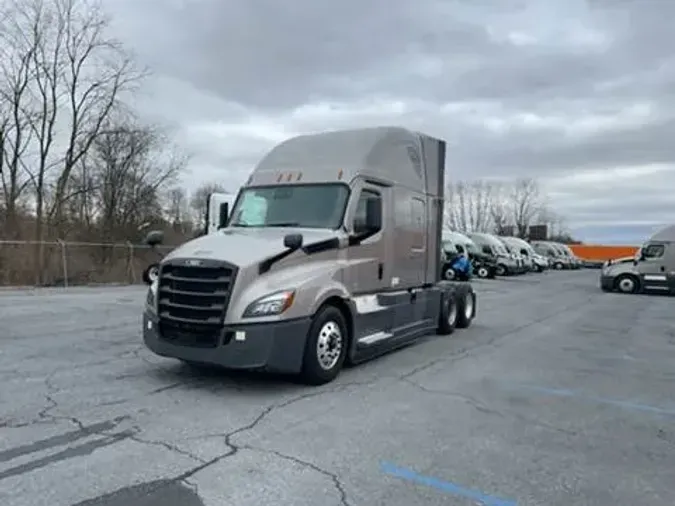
142,126 -> 478,385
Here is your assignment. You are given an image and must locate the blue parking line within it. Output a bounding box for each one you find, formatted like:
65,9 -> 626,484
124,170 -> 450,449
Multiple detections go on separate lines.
380,462 -> 517,506
512,384 -> 675,416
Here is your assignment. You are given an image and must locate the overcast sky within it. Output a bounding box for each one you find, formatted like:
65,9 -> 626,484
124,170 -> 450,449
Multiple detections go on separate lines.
107,0 -> 674,244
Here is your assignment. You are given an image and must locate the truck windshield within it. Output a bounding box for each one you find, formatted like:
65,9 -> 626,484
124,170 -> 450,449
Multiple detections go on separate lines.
465,242 -> 479,254
229,183 -> 349,229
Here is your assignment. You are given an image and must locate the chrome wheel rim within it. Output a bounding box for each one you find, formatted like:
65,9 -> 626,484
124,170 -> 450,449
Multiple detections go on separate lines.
148,266 -> 159,282
464,294 -> 474,320
448,301 -> 457,326
444,268 -> 456,280
618,278 -> 634,292
478,267 -> 488,277
316,321 -> 343,370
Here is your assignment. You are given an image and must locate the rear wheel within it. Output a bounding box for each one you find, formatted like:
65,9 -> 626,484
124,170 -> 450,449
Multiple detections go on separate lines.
456,291 -> 476,329
553,262 -> 564,270
495,264 -> 507,276
614,274 -> 639,294
300,306 -> 348,385
437,292 -> 458,335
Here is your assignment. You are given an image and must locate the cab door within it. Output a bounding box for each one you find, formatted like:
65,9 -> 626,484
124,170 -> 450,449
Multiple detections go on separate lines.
636,242 -> 670,293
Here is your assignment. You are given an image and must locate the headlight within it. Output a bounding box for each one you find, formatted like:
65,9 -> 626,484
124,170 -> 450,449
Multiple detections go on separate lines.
243,290 -> 295,318
146,279 -> 158,311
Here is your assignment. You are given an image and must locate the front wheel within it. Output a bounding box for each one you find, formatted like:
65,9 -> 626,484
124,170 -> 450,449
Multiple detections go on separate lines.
614,274 -> 639,294
142,263 -> 159,284
300,306 -> 349,385
553,262 -> 564,270
476,266 -> 490,278
495,264 -> 508,276
443,266 -> 456,280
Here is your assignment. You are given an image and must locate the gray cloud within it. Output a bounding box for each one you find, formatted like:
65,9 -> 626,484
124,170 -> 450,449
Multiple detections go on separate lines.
108,0 -> 675,243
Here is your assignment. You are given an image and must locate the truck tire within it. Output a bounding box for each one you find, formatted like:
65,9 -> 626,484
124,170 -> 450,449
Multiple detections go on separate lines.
300,305 -> 349,385
456,290 -> 476,329
443,266 -> 456,280
495,264 -> 508,276
614,274 -> 639,294
553,261 -> 564,270
437,292 -> 458,335
142,263 -> 159,284
476,266 -> 490,278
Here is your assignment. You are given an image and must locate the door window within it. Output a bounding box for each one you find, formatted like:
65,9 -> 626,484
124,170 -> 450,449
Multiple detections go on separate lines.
642,243 -> 665,259
353,189 -> 382,234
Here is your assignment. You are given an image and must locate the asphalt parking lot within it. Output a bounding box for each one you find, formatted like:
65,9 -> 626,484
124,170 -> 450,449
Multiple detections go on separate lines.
1,270 -> 674,506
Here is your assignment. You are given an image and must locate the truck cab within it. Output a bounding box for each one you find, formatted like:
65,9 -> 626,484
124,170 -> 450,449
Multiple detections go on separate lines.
550,243 -> 579,269
600,225 -> 675,295
500,236 -> 548,273
142,127 -> 478,385
442,231 -> 496,279
532,241 -> 567,270
467,232 -> 518,276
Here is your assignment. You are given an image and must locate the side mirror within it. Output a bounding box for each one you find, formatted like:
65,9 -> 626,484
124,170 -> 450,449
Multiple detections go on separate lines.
283,233 -> 303,250
218,202 -> 229,229
144,230 -> 164,247
364,197 -> 382,232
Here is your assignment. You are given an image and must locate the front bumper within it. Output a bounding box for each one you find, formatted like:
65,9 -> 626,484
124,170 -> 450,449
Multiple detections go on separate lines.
599,274 -> 614,291
143,311 -> 312,374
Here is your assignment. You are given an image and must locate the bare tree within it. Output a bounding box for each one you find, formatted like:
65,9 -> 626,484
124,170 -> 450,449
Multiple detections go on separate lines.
445,180 -> 496,233
488,181 -> 510,235
165,187 -> 189,232
189,181 -> 227,228
0,2 -> 40,237
71,116 -> 183,242
509,177 -> 545,238
41,0 -> 149,227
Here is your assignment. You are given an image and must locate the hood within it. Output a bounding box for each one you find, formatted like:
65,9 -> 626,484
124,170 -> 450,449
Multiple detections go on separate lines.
607,255 -> 635,266
163,227 -> 339,267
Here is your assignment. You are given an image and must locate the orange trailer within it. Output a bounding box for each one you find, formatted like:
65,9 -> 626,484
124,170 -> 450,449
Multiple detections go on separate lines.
568,244 -> 638,262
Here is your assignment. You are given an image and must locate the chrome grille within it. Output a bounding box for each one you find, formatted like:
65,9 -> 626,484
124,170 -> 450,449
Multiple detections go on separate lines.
157,259 -> 237,347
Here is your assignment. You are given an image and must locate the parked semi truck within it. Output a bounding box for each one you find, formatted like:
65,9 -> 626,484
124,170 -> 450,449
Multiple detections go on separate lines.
142,126 -> 478,385
467,232 -> 519,276
531,240 -> 569,270
600,224 -> 675,295
141,193 -> 237,284
442,230 -> 497,279
499,236 -> 549,273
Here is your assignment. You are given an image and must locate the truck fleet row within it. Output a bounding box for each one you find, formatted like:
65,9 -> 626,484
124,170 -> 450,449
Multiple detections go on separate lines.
439,231 -> 581,280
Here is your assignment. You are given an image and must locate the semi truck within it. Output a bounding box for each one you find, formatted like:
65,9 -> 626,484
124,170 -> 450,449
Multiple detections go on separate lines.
442,230 -> 497,279
499,236 -> 549,273
600,224 -> 675,295
140,193 -> 237,284
467,232 -> 520,276
141,126 -> 478,385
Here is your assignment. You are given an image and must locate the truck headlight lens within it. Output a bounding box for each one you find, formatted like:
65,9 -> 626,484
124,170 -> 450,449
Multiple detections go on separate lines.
146,279 -> 158,311
243,290 -> 295,318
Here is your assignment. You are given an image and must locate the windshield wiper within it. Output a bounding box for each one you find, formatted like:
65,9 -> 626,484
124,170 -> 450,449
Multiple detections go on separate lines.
266,222 -> 300,227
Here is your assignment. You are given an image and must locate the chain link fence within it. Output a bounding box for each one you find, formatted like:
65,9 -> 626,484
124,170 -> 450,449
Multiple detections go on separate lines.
0,240 -> 177,287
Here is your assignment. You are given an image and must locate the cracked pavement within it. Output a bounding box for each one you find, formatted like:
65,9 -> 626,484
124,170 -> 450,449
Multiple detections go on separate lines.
1,271 -> 675,505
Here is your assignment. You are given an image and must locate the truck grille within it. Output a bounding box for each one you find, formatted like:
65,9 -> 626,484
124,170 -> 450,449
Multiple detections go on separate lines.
157,258 -> 237,348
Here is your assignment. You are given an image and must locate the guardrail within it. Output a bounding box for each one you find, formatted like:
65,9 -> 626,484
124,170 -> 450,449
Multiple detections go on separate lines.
0,240 -> 177,287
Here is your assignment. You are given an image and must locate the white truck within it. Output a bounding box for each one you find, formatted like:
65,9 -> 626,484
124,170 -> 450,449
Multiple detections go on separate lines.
142,126 -> 478,385
141,192 -> 237,284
